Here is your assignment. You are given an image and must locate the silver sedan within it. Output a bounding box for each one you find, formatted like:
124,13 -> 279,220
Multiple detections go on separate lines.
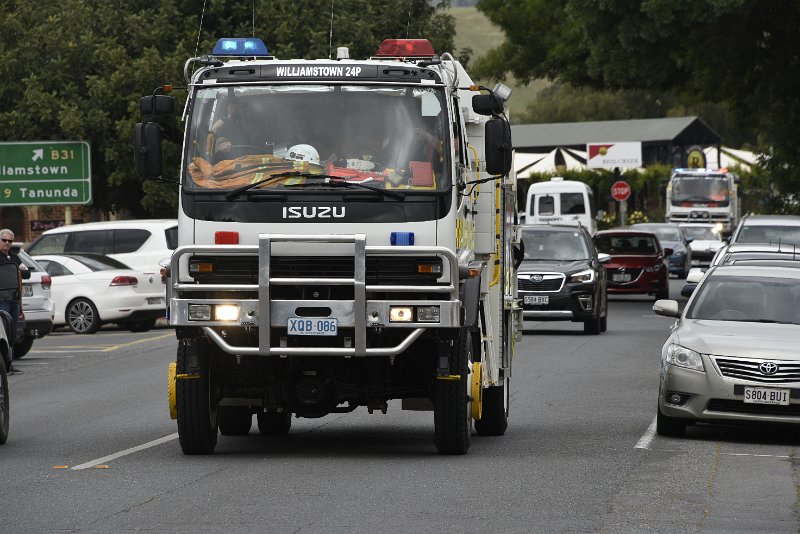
653,264 -> 800,436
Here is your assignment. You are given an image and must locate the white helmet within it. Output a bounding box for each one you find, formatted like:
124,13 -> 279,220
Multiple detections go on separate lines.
286,144 -> 320,166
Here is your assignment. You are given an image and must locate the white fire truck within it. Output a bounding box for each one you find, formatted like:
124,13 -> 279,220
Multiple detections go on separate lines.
135,37 -> 521,455
665,168 -> 740,236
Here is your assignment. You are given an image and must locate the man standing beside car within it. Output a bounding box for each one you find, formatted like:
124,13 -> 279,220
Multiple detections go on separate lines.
0,228 -> 28,374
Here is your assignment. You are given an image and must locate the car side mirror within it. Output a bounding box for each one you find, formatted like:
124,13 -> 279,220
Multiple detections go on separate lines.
680,283 -> 697,298
653,299 -> 680,318
663,247 -> 674,256
686,268 -> 704,283
597,253 -> 611,264
21,269 -> 31,280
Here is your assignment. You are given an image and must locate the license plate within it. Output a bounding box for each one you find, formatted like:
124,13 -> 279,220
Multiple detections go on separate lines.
743,387 -> 790,405
524,295 -> 549,305
22,285 -> 33,297
147,297 -> 163,305
612,273 -> 631,282
287,317 -> 338,336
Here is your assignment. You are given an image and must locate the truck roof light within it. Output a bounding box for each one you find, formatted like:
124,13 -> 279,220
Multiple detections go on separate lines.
212,38 -> 270,57
375,39 -> 435,58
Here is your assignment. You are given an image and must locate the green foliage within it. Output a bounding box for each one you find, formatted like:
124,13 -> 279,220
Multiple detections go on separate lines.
0,0 -> 456,217
476,0 -> 800,210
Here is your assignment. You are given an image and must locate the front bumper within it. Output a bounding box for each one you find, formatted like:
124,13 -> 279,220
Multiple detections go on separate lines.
520,287 -> 599,321
169,234 -> 461,357
659,356 -> 800,425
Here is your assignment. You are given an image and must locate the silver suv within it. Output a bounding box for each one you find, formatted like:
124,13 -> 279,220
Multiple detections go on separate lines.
729,214 -> 800,246
11,246 -> 54,358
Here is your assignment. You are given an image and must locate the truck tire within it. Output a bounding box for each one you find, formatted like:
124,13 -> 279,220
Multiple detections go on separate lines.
257,411 -> 292,436
218,407 -> 252,436
475,377 -> 509,436
14,335 -> 34,359
0,356 -> 8,445
176,338 -> 218,454
434,329 -> 472,455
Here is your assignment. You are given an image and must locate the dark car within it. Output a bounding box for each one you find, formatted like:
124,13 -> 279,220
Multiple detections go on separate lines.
630,223 -> 692,278
518,224 -> 609,334
593,230 -> 672,300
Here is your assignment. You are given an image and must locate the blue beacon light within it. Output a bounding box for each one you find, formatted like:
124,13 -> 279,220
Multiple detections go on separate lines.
391,232 -> 415,246
212,38 -> 270,57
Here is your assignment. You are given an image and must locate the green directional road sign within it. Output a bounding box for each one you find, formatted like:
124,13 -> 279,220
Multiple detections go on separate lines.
0,141 -> 91,206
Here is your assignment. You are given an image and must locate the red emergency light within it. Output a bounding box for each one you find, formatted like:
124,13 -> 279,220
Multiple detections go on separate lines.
215,231 -> 239,245
375,39 -> 435,58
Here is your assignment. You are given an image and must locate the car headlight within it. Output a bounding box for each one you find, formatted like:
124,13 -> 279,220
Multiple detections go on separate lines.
645,263 -> 664,272
665,344 -> 705,371
569,269 -> 595,284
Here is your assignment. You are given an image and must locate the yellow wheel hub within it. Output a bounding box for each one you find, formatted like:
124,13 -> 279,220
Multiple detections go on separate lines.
168,362 -> 177,420
471,361 -> 483,420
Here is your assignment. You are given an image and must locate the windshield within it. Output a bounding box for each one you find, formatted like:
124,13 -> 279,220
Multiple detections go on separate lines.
184,85 -> 449,194
681,225 -> 720,241
736,225 -> 800,246
687,275 -> 800,324
670,175 -> 730,206
636,226 -> 681,241
521,230 -> 589,261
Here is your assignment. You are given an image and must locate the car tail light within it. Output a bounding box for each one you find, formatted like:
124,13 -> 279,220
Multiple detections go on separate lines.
41,274 -> 52,290
110,275 -> 138,286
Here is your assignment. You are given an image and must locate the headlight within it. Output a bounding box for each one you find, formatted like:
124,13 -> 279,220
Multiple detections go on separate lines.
569,269 -> 595,284
665,344 -> 704,371
645,263 -> 664,272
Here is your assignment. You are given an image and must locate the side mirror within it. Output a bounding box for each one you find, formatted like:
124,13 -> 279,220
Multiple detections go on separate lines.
653,299 -> 680,318
140,95 -> 174,116
472,94 -> 503,116
663,247 -> 674,256
134,122 -> 163,178
686,268 -> 704,283
21,269 -> 31,280
597,253 -> 611,264
681,283 -> 697,298
485,118 -> 512,175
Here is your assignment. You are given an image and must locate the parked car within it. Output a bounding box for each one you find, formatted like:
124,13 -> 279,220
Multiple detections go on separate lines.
679,223 -> 725,267
653,264 -> 800,436
26,219 -> 178,275
34,254 -> 166,334
593,230 -> 672,300
729,214 -> 800,246
630,223 -> 692,278
518,223 -> 609,334
10,245 -> 54,358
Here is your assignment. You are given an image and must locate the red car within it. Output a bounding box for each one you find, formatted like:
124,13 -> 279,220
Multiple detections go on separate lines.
592,230 -> 672,300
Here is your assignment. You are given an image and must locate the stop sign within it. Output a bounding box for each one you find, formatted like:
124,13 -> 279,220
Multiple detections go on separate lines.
611,180 -> 631,201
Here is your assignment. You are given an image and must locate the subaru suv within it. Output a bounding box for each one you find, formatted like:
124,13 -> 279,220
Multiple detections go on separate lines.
518,224 -> 609,334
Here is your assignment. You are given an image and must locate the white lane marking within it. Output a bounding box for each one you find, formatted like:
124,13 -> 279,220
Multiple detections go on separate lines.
635,416 -> 658,449
71,433 -> 178,470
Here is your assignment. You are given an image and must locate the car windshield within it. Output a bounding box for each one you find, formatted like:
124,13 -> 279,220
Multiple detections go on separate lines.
521,230 -> 589,261
637,226 -> 681,241
671,175 -> 730,206
183,84 -> 450,194
687,274 -> 800,324
681,226 -> 720,241
736,225 -> 800,246
593,235 -> 658,255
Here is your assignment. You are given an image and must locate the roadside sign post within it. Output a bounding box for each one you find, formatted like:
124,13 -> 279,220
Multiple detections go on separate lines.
0,141 -> 92,206
611,176 -> 632,227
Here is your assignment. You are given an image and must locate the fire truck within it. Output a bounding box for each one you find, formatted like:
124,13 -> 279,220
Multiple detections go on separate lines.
665,168 -> 740,236
135,37 -> 521,455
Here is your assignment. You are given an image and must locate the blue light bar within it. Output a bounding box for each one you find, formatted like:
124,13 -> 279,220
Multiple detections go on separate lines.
212,38 -> 270,57
390,232 -> 415,246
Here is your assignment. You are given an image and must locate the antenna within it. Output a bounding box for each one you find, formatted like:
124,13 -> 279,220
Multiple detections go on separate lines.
194,0 -> 208,57
329,0 -> 335,59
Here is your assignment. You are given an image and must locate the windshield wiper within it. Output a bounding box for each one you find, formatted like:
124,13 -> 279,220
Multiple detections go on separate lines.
280,173 -> 406,200
225,172 -> 296,201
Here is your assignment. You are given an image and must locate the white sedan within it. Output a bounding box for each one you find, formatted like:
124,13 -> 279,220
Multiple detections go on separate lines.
33,254 -> 166,334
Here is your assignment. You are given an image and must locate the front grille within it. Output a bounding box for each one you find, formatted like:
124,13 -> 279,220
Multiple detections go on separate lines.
607,268 -> 642,280
714,357 -> 800,384
706,399 -> 800,417
518,273 -> 565,292
189,255 -> 443,286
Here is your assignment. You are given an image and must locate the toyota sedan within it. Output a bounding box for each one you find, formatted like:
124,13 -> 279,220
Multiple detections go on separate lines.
653,265 -> 800,436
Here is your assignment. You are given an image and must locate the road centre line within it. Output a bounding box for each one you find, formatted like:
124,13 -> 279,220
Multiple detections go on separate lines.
70,433 -> 179,470
634,416 -> 657,449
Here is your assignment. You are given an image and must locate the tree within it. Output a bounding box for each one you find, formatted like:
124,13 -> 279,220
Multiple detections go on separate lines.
474,0 -> 800,207
0,0 -> 456,217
